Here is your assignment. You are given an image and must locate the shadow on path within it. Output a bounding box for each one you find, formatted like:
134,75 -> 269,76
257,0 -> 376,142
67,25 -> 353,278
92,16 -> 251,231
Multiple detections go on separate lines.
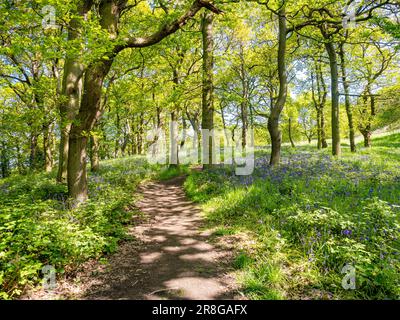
83,176 -> 239,300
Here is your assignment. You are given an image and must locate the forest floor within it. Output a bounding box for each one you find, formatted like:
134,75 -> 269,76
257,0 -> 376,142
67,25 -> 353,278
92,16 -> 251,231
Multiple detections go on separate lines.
23,175 -> 242,300
16,132 -> 400,300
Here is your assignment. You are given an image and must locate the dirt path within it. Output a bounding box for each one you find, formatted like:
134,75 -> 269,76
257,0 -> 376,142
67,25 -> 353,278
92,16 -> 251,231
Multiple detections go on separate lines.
78,176 -> 239,300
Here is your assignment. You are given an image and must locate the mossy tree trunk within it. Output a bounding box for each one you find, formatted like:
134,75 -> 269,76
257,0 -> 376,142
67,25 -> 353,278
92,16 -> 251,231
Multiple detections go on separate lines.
201,11 -> 215,169
57,1 -> 91,182
268,6 -> 288,166
324,38 -> 341,156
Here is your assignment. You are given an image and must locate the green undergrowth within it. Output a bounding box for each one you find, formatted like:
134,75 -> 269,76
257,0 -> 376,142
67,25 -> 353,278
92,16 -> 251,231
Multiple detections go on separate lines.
184,134 -> 400,300
0,156 -> 166,299
155,165 -> 190,181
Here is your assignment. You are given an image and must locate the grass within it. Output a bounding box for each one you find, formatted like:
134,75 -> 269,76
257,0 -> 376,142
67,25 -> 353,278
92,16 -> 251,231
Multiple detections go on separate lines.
0,156 -> 168,299
155,165 -> 190,181
184,133 -> 400,300
1,134 -> 399,300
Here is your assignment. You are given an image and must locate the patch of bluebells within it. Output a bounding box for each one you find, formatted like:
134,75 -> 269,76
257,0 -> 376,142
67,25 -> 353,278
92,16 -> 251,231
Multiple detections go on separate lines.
200,148 -> 400,293
342,229 -> 352,236
253,152 -> 367,183
230,150 -> 399,295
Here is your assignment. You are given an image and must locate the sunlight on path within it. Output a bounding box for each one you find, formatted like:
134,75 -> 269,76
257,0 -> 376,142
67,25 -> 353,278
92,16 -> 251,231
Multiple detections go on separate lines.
83,176 -> 239,300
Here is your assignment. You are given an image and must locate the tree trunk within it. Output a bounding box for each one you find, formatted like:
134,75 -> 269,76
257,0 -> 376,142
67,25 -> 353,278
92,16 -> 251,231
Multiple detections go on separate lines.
311,59 -> 328,150
57,72 -> 82,181
180,116 -> 187,149
240,100 -> 248,150
220,104 -> 231,148
316,109 -> 322,149
29,132 -> 39,170
121,130 -> 128,157
169,111 -> 179,168
268,117 -> 282,165
114,111 -> 120,158
57,2 -> 89,182
131,132 -> 137,155
288,117 -> 295,148
239,43 -> 248,149
364,132 -> 371,148
324,40 -> 341,156
361,130 -> 371,147
201,11 -> 215,169
339,42 -> 356,152
114,139 -> 119,158
16,145 -> 25,174
169,68 -> 180,168
268,6 -> 287,166
90,135 -> 100,172
358,89 -> 375,148
138,113 -> 144,155
148,105 -> 162,158
43,123 -> 54,172
1,142 -> 9,178
320,109 -> 328,148
68,59 -> 113,204
67,0 -> 220,202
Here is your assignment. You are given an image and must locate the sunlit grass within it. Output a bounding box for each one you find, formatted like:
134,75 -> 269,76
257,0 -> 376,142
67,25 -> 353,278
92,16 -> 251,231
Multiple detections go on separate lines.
184,133 -> 400,300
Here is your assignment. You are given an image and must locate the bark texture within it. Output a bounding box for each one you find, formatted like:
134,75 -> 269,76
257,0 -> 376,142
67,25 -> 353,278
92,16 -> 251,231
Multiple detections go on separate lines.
201,11 -> 215,169
324,40 -> 341,156
339,42 -> 356,152
268,7 -> 288,166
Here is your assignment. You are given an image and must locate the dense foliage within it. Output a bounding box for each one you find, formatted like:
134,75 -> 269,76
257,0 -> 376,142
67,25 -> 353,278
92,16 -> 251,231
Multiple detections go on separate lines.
185,134 -> 400,299
1,0 -> 399,301
0,157 -> 167,299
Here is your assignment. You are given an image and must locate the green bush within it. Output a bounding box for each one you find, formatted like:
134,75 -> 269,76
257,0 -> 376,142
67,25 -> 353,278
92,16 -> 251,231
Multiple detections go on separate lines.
0,156 -> 162,299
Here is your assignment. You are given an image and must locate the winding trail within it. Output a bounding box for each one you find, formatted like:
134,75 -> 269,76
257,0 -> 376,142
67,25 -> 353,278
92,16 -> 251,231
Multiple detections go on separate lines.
82,176 -> 239,300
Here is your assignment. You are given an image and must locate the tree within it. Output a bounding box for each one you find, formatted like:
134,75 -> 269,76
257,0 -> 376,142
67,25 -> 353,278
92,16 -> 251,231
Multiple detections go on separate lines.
339,37 -> 356,152
310,55 -> 328,149
201,11 -> 215,169
57,0 -> 92,182
298,106 -> 317,144
267,3 -> 288,166
0,3 -> 61,171
287,0 -> 397,156
67,0 -> 222,204
354,38 -> 396,147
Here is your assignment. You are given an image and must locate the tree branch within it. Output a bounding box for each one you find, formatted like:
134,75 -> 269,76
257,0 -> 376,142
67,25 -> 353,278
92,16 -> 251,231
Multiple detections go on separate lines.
114,0 -> 222,53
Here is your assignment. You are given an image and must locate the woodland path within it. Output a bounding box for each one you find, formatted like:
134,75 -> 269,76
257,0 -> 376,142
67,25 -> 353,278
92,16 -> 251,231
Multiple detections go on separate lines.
80,176 -> 239,300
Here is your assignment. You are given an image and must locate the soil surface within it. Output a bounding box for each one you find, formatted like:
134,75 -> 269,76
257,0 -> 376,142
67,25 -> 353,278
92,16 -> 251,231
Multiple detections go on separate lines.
24,176 -> 241,300
82,176 -> 239,300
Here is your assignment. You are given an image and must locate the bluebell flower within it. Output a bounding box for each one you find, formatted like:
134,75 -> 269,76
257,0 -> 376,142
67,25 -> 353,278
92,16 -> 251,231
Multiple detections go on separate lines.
342,229 -> 352,236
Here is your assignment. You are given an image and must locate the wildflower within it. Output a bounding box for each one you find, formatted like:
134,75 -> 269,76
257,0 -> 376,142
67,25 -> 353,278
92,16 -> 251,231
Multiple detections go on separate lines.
342,229 -> 352,236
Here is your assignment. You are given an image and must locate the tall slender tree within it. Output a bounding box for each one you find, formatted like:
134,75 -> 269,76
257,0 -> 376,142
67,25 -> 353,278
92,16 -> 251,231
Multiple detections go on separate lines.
201,11 -> 215,169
